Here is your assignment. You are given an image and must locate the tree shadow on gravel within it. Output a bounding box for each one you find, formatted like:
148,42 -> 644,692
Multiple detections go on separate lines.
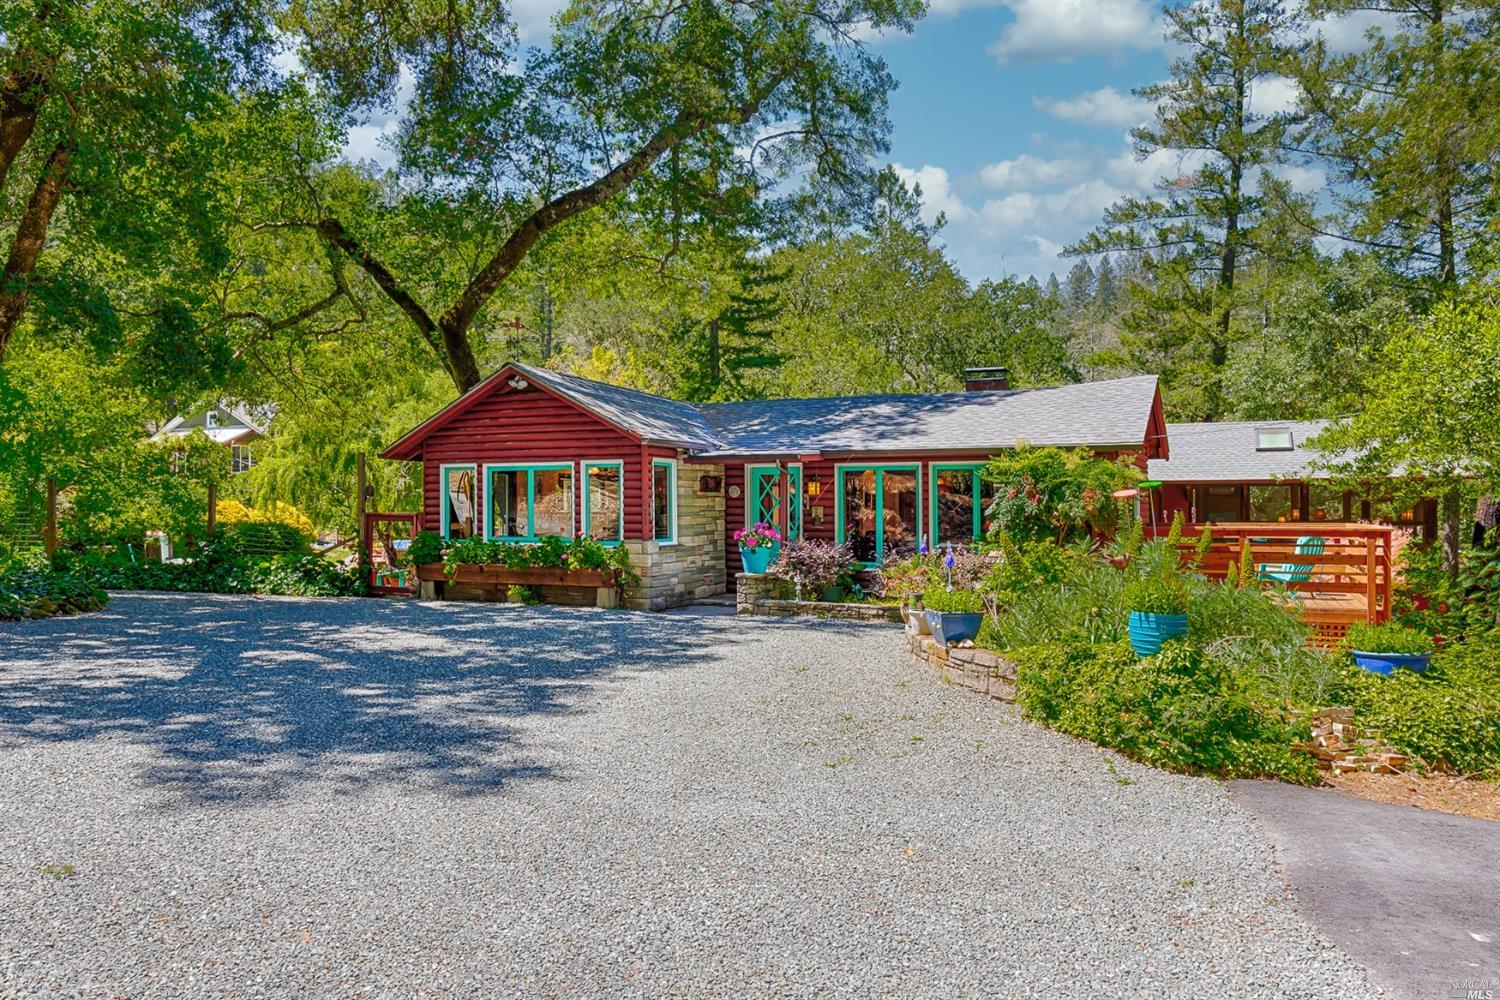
0,593 -> 853,806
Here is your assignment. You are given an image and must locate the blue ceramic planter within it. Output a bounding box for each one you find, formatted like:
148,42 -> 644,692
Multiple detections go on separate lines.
1128,611 -> 1188,656
925,610 -> 983,646
739,543 -> 776,575
1352,651 -> 1431,676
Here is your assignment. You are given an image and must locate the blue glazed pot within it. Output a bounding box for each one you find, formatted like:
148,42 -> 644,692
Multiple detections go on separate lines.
925,610 -> 983,646
1352,651 -> 1431,676
1128,611 -> 1188,656
739,544 -> 774,575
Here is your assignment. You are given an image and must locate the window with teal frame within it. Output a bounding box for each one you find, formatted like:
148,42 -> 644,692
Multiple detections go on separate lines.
651,459 -> 677,544
484,463 -> 574,541
929,464 -> 993,546
441,465 -> 477,540
835,465 -> 921,564
582,461 -> 624,545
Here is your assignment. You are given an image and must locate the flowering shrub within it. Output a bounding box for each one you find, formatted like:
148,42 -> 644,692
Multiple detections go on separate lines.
733,522 -> 782,550
983,445 -> 1140,543
771,540 -> 855,600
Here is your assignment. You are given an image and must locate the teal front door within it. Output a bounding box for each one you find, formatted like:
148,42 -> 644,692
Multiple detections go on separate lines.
747,465 -> 802,542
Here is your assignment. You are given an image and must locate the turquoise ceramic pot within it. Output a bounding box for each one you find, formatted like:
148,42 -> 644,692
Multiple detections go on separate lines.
739,544 -> 773,575
1128,611 -> 1188,656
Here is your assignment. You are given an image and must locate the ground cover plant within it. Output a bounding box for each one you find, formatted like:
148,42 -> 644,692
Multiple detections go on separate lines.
54,536 -> 364,598
0,551 -> 109,621
958,528 -> 1500,783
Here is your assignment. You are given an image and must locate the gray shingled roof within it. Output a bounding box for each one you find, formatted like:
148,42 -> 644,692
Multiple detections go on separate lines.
413,364 -> 1162,458
694,376 -> 1161,455
514,364 -> 722,450
1147,420 -> 1333,483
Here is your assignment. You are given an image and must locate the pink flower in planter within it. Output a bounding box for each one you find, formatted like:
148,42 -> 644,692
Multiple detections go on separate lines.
735,522 -> 782,550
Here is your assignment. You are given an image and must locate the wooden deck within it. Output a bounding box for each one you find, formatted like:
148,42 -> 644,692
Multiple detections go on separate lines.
1165,522 -> 1395,646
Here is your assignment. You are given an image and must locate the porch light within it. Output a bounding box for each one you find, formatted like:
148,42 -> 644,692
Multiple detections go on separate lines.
806,479 -> 821,499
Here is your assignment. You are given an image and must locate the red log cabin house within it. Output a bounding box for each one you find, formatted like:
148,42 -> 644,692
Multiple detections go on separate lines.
380,363 -> 1169,610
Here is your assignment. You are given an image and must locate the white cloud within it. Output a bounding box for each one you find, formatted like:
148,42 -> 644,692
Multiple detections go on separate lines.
511,0 -> 568,43
1249,74 -> 1301,117
891,163 -> 974,225
1034,86 -> 1155,128
979,154 -> 1086,190
987,0 -> 1162,65
1307,6 -> 1400,53
1270,163 -> 1327,192
1105,144 -> 1213,194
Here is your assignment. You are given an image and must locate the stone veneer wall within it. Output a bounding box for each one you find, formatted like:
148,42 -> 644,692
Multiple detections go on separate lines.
906,624 -> 1018,704
624,460 -> 726,611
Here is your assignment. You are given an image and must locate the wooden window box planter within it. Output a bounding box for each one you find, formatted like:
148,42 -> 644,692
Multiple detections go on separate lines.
413,563 -> 621,608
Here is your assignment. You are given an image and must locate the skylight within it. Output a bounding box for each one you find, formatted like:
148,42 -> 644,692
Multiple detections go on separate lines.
1255,427 -> 1294,451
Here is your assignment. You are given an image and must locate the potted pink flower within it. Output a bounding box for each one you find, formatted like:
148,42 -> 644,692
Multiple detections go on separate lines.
733,522 -> 782,574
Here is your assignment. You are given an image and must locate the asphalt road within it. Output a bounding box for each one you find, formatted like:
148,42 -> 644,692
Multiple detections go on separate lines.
1231,779 -> 1500,1000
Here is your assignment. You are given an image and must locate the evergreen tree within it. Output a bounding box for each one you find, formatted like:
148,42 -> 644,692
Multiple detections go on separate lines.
1069,0 -> 1300,419
1063,261 -> 1095,314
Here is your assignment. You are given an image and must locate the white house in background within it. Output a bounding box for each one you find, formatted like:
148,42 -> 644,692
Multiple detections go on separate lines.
152,403 -> 271,473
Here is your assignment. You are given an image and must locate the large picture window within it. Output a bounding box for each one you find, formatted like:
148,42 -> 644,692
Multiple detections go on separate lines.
583,461 -> 624,544
484,464 -> 574,541
441,465 -> 477,539
929,464 -> 996,546
652,459 -> 677,544
837,465 -> 920,564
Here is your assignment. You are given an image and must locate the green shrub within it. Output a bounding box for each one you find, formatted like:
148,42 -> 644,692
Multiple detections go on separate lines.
1123,574 -> 1190,615
981,445 -> 1141,543
1013,639 -> 1317,783
1344,621 -> 1433,656
922,583 -> 985,614
439,535 -> 639,596
405,531 -> 444,567
1337,630 -> 1500,776
506,584 -> 539,604
52,542 -> 362,598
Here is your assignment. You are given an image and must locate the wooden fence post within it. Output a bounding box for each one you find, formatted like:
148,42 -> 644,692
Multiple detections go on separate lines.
44,478 -> 57,559
207,482 -> 217,535
356,453 -> 369,572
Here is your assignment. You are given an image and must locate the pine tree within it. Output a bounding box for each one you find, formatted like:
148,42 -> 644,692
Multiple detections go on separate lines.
682,256 -> 786,401
1068,0 -> 1300,419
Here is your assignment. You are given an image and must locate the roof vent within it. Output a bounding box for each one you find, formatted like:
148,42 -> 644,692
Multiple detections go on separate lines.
964,366 -> 1009,392
1255,426 -> 1295,451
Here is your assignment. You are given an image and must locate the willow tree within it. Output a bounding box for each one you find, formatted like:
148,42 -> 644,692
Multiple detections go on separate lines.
274,0 -> 922,393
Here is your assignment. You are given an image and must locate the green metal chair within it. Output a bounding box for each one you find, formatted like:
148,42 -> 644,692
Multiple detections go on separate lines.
1257,535 -> 1325,584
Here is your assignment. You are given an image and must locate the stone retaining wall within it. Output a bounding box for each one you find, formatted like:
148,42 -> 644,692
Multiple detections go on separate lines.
906,628 -> 1018,704
734,573 -> 903,622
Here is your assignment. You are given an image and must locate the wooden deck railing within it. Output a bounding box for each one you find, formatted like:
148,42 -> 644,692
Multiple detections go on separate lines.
1158,522 -> 1394,645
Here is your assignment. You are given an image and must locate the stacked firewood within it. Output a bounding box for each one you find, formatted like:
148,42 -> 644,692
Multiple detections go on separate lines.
1291,707 -> 1415,775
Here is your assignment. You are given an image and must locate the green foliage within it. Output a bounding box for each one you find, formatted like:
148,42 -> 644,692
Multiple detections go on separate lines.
1344,621 -> 1434,657
982,446 -> 1141,544
438,535 -> 639,595
1337,631 -> 1500,776
874,551 -> 940,606
771,540 -> 856,601
218,521 -> 311,559
0,551 -> 109,621
921,584 -> 985,615
405,531 -> 444,567
1124,574 -> 1190,615
506,585 -> 539,605
1394,541 -> 1500,641
1192,523 -> 1214,567
54,541 -> 364,598
983,538 -> 1084,610
1013,639 -> 1318,783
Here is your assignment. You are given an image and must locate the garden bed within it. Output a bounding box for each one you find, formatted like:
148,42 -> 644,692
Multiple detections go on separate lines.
415,562 -> 621,608
733,571 -> 899,622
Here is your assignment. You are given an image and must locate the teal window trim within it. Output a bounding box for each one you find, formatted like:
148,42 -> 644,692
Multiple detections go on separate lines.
482,462 -> 575,542
651,458 -> 678,545
745,463 -> 802,541
581,460 -> 625,546
833,463 -> 923,565
439,464 -> 477,540
929,463 -> 986,546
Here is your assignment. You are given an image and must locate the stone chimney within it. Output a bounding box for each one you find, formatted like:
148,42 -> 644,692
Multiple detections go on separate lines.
963,366 -> 1010,392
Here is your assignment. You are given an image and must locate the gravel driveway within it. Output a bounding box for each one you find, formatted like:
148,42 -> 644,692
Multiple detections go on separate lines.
0,593 -> 1376,998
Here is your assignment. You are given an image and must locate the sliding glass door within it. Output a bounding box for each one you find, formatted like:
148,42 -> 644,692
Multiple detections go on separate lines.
837,466 -> 920,564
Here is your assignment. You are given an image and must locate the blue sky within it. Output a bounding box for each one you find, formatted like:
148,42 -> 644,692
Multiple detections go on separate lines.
339,1 -> 1381,283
